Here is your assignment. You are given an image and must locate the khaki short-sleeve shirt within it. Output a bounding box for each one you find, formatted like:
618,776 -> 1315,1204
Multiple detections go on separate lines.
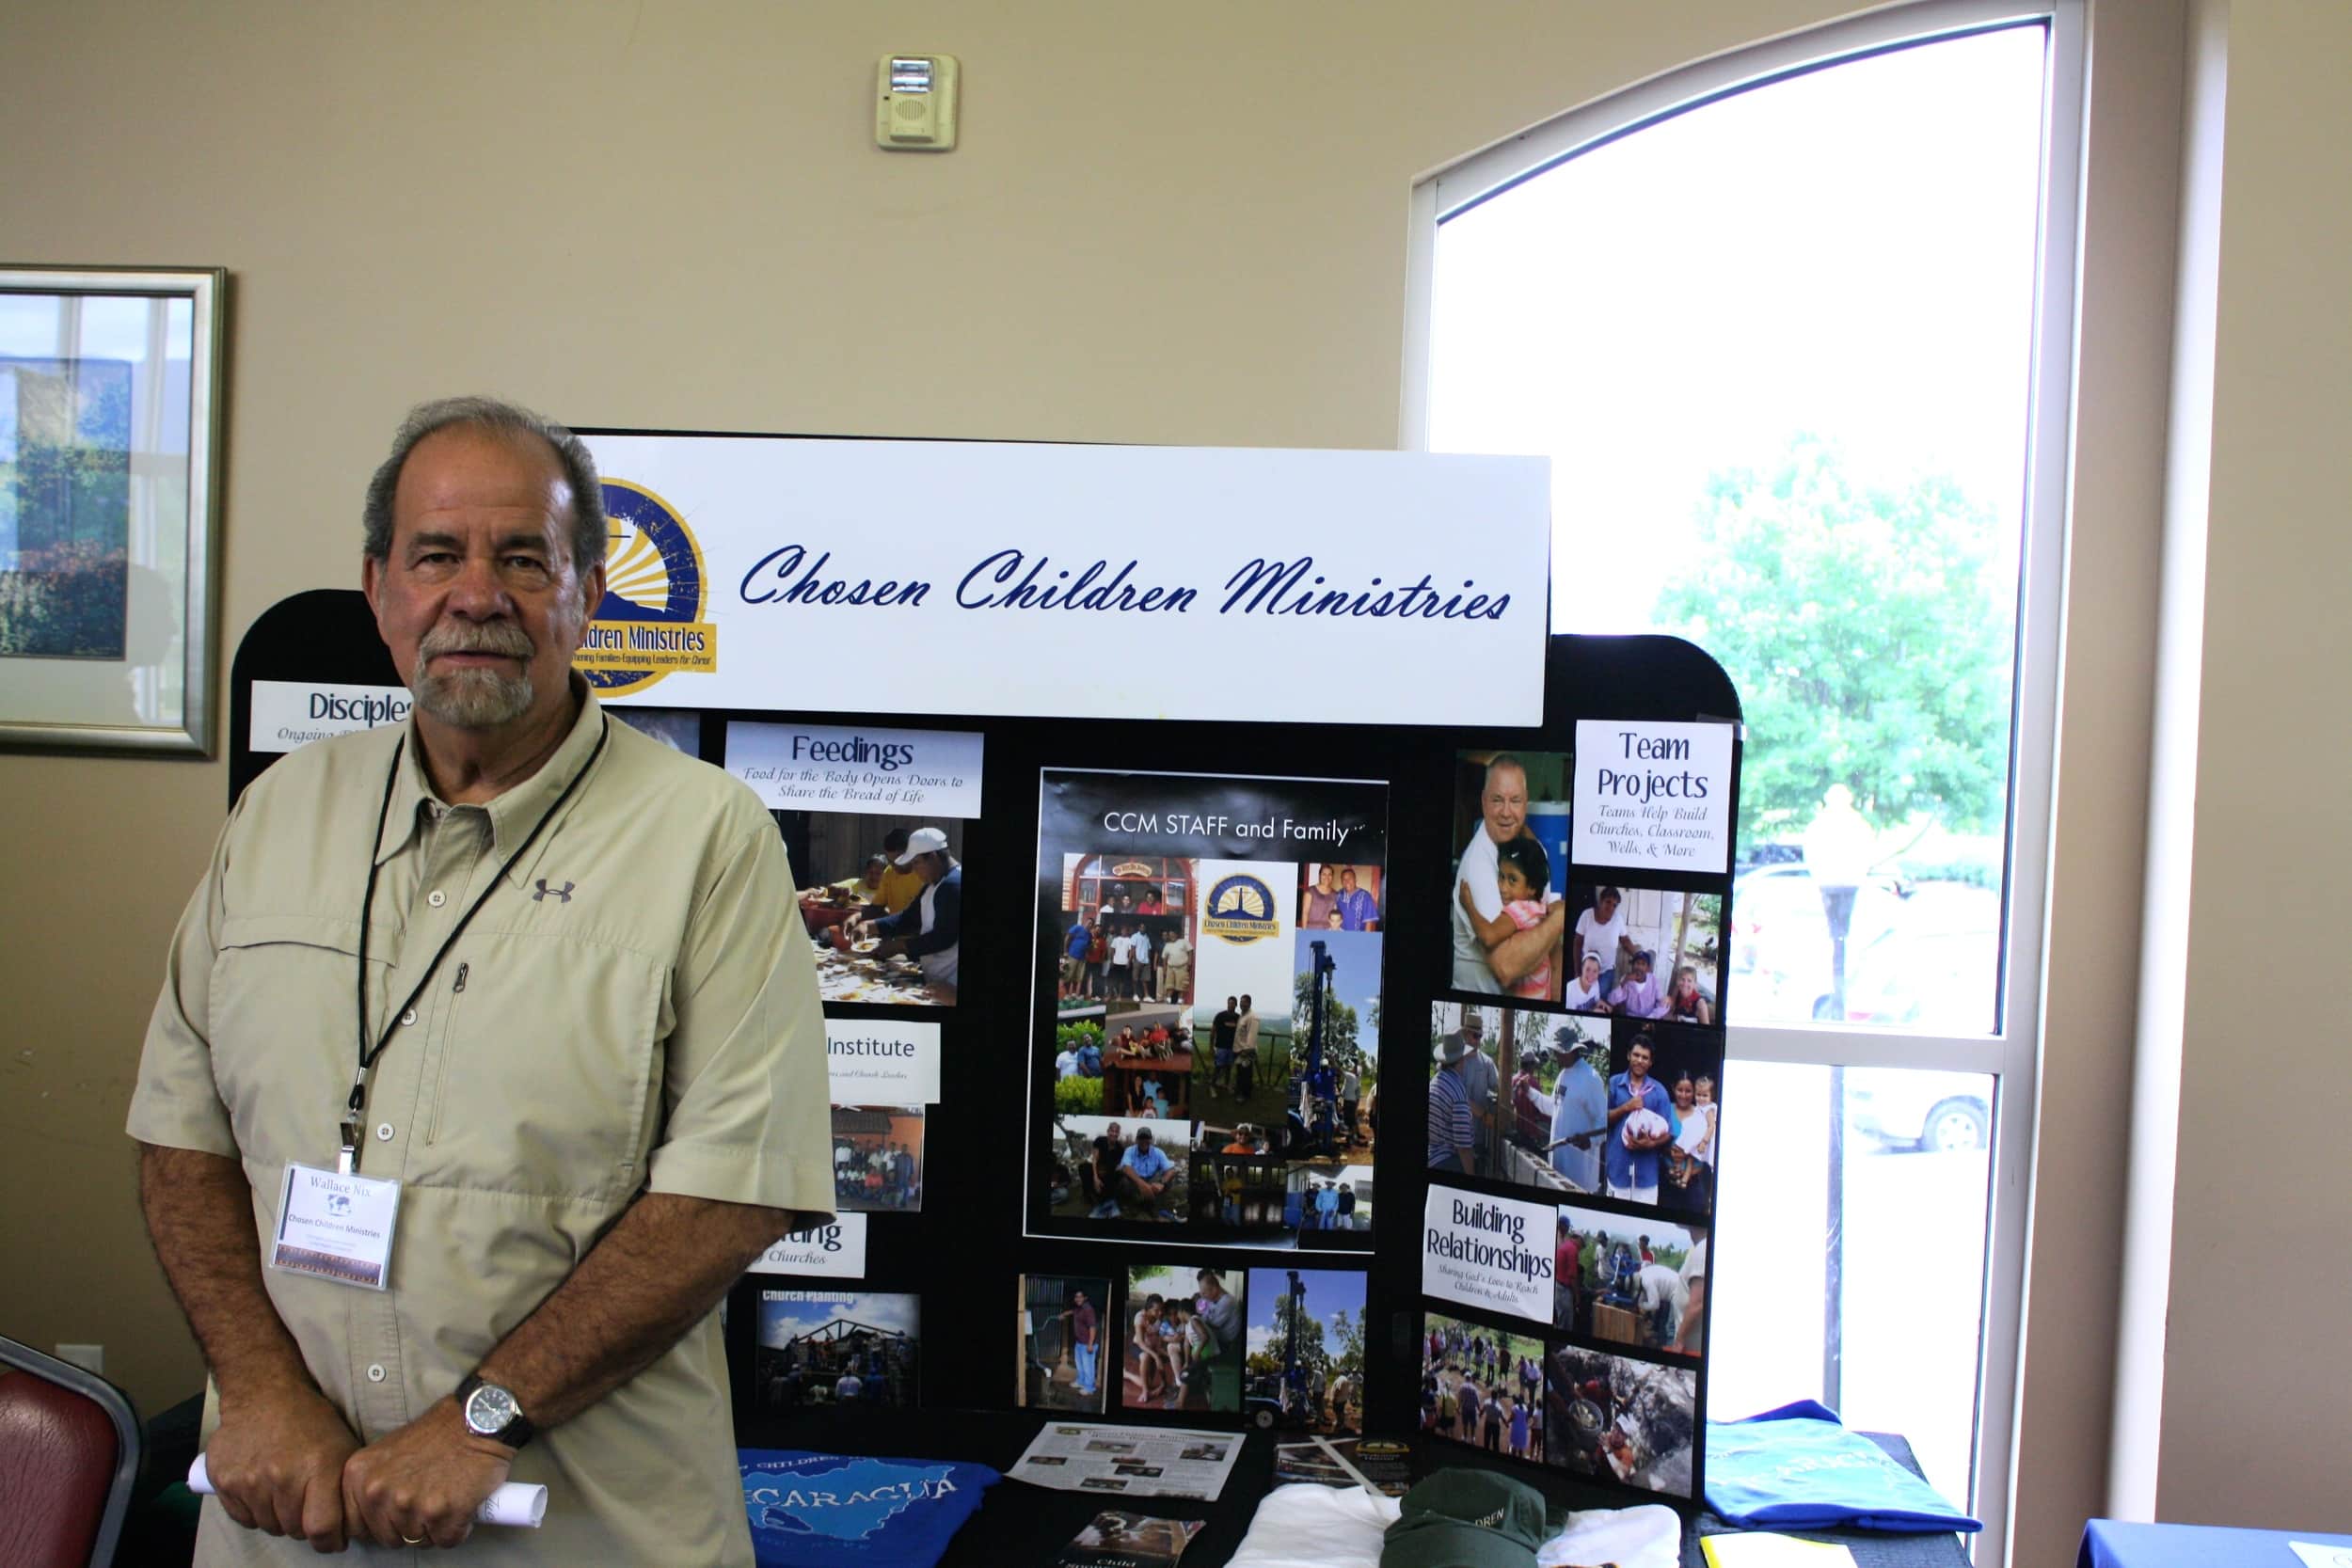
128,690 -> 834,1566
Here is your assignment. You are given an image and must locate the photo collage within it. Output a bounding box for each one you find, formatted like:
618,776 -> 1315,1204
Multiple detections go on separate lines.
1037,769 -> 1387,1249
1018,1265 -> 1367,1436
1416,1304 -> 1701,1501
1415,747 -> 1731,1502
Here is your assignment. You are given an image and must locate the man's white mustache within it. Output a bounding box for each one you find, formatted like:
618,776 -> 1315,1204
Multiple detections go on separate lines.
421,626 -> 534,660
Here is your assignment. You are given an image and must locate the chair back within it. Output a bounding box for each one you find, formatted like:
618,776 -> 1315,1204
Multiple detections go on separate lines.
0,1336 -> 140,1568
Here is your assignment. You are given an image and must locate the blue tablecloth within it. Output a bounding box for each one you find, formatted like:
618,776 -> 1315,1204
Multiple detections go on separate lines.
2080,1519 -> 2352,1568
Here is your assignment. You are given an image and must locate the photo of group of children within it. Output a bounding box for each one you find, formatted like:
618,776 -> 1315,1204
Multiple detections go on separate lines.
754,1291 -> 919,1410
1420,1311 -> 1546,1464
829,1106 -> 924,1212
1427,1003 -> 1721,1215
1037,770 -> 1390,1246
1122,1264 -> 1248,1414
1560,884 -> 1723,1024
1554,1209 -> 1707,1361
1017,1265 -> 1367,1432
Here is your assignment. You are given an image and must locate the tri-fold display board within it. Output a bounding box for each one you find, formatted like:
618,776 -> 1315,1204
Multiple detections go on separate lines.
227,430 -> 1739,1511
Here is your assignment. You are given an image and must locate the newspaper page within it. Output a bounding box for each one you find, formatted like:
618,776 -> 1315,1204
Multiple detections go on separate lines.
1010,1422 -> 1245,1501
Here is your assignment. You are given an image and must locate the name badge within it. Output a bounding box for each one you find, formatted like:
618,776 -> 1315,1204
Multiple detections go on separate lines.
271,1162 -> 402,1291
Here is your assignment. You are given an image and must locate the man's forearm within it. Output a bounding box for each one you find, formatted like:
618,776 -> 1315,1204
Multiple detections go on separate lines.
475,1191 -> 787,1430
1484,910 -> 1563,986
137,1143 -> 316,1401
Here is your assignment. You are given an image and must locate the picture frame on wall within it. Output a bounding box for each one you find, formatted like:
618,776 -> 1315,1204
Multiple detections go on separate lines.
0,265 -> 227,753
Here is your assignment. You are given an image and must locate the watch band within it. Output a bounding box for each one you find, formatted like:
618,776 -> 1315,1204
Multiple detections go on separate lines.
455,1370 -> 536,1449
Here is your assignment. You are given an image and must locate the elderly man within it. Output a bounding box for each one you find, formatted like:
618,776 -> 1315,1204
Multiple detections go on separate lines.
127,398 -> 834,1563
848,826 -> 961,992
1451,754 -> 1565,992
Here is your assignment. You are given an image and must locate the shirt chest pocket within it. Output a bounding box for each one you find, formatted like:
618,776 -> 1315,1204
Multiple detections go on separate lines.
411,930 -> 667,1202
210,914 -> 380,1167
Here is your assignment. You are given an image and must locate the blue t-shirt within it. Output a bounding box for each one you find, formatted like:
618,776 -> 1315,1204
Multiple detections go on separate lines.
1065,924 -> 1091,958
740,1449 -> 999,1567
1120,1143 -> 1173,1180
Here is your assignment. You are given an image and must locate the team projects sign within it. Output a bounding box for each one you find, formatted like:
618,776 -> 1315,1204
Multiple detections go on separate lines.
576,434 -> 1551,727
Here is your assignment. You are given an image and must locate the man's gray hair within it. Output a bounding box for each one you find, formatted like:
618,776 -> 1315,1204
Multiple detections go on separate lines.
361,395 -> 608,577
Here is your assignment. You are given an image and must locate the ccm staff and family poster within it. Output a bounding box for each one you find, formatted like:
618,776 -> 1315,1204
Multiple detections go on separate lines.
1033,768 -> 1388,1249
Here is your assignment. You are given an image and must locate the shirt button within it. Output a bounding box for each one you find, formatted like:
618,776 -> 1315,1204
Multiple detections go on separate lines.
375,1122 -> 394,1142
367,1364 -> 388,1384
400,1007 -> 418,1026
428,890 -> 448,909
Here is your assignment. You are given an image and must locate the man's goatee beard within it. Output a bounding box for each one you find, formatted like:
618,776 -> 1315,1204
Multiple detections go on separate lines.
415,667 -> 535,728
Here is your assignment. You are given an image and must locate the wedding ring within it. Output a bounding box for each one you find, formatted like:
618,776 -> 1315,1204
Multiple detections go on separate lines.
402,1534 -> 426,1545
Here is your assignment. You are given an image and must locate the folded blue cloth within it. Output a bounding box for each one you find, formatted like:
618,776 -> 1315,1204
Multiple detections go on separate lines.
1704,1401 -> 1980,1533
740,1448 -> 1000,1567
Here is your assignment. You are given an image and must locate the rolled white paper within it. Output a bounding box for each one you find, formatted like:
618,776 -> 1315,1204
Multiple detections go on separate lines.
188,1455 -> 549,1528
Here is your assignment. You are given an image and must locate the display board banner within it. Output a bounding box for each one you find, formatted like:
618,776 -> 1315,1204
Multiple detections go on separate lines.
579,435 -> 1550,726
747,1213 -> 869,1279
1572,720 -> 1736,875
727,721 -> 984,817
1421,1183 -> 1555,1323
248,680 -> 412,753
826,1019 -> 942,1104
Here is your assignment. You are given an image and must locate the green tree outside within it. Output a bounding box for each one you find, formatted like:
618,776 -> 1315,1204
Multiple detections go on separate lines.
1656,436 -> 2010,847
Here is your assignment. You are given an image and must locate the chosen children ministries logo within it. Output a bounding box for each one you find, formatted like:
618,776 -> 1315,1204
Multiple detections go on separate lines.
1200,872 -> 1279,944
574,480 -> 720,696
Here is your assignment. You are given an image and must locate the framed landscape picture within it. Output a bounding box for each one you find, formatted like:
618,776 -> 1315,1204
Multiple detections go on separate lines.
0,266 -> 226,752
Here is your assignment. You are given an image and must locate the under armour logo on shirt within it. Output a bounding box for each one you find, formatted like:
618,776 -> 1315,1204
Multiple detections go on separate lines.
533,879 -> 575,903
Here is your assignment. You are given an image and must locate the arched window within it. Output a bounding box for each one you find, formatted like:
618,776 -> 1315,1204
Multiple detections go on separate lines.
1407,7 -> 2083,1562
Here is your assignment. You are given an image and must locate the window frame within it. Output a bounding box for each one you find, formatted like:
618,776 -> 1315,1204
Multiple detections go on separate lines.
1399,5 -> 2086,1563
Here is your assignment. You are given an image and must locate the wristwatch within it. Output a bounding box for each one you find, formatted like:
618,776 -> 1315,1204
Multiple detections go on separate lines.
455,1371 -> 535,1449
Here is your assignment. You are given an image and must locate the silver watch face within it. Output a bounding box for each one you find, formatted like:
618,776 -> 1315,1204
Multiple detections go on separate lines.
466,1383 -> 519,1434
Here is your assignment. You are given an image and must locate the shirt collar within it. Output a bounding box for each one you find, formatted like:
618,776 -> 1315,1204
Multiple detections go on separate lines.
374,676 -> 608,866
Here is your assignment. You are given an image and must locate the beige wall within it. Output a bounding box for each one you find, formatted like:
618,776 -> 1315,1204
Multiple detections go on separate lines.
0,0 -> 2327,1560
2155,0 -> 2352,1528
0,0 -> 1877,1416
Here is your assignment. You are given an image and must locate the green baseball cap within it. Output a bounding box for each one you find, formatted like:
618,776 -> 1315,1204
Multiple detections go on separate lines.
1380,1468 -> 1561,1568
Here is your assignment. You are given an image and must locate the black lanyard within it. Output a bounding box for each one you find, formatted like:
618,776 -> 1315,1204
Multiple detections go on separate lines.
342,715 -> 609,1171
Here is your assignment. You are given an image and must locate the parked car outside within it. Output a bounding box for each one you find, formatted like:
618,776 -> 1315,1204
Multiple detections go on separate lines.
1846,1069 -> 1994,1152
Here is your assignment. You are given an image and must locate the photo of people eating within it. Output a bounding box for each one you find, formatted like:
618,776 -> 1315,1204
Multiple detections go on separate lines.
1446,751 -> 1572,1002
1554,1208 -> 1708,1360
776,810 -> 963,1006
1562,883 -> 1723,1022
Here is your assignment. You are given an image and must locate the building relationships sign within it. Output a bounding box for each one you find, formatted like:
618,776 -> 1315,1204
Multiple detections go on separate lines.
575,434 -> 1549,726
